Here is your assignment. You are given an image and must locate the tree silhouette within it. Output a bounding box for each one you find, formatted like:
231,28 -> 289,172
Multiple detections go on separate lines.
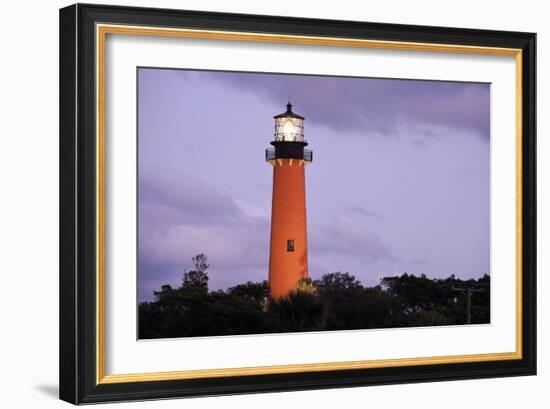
139,255 -> 490,339
182,253 -> 209,292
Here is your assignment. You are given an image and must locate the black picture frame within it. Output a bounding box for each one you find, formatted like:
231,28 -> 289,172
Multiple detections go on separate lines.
59,3 -> 536,404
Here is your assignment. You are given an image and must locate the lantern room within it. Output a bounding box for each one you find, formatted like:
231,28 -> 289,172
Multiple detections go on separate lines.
273,102 -> 305,142
266,102 -> 312,163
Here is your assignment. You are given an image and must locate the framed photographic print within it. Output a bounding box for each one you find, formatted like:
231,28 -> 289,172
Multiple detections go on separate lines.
59,3 -> 536,404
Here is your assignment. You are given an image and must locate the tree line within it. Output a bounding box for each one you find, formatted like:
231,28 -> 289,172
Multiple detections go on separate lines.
139,254 -> 490,339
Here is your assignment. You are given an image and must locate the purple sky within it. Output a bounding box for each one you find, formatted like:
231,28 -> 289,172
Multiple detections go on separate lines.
138,68 -> 490,301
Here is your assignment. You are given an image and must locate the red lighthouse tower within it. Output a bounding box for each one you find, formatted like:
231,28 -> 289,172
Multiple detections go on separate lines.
266,103 -> 313,299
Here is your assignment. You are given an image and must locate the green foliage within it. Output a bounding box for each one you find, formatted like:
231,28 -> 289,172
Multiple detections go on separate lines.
139,255 -> 491,339
315,272 -> 363,297
181,253 -> 209,293
295,277 -> 316,294
227,280 -> 269,301
267,291 -> 325,332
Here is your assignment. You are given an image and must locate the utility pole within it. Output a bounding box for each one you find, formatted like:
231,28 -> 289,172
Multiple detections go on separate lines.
452,286 -> 484,324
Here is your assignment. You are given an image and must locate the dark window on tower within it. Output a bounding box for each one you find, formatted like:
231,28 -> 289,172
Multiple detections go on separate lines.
287,239 -> 295,252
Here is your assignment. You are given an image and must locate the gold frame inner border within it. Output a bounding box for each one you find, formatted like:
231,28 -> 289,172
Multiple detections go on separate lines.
95,23 -> 523,385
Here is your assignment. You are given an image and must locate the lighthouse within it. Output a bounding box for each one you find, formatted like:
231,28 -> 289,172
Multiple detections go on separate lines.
265,102 -> 313,299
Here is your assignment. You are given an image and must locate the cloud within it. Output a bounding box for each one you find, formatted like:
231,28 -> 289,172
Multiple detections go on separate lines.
137,68 -> 489,298
138,171 -> 398,297
140,223 -> 267,269
200,71 -> 490,139
139,170 -> 245,227
138,170 -> 270,296
345,205 -> 385,222
310,210 -> 398,264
